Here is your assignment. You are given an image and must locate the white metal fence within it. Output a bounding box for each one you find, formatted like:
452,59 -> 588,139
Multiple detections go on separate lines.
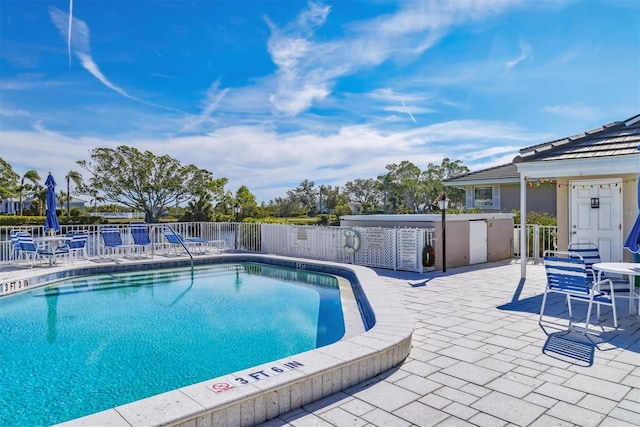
0,222 -> 436,273
0,222 -> 558,270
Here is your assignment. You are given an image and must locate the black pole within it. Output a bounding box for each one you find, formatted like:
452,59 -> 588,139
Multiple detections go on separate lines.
442,206 -> 447,272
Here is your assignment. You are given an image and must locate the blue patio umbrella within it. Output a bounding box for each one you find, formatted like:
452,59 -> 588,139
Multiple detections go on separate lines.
623,146 -> 640,254
43,173 -> 61,235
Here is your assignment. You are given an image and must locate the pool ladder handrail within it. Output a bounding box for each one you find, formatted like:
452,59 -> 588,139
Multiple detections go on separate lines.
159,225 -> 194,273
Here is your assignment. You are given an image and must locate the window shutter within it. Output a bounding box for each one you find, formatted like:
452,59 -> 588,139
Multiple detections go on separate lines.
492,186 -> 500,209
466,187 -> 473,208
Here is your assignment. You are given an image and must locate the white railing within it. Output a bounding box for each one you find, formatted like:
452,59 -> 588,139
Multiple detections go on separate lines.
513,224 -> 558,263
93,212 -> 146,219
0,222 -> 436,273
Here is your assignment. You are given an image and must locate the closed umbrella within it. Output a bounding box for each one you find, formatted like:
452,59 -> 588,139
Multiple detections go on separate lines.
623,147 -> 640,254
43,173 -> 61,235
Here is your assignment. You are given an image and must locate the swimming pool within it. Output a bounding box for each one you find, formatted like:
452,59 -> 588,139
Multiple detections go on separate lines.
0,254 -> 413,426
0,262 -> 348,426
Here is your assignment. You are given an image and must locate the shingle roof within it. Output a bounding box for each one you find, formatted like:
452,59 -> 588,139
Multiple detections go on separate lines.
445,163 -> 518,183
519,114 -> 640,162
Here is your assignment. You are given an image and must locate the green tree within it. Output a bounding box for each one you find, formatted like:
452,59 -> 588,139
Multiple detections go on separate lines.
57,190 -> 66,213
65,170 -> 83,220
267,196 -> 301,218
234,185 -> 259,219
77,146 -> 217,223
423,158 -> 469,210
182,177 -> 228,222
181,192 -> 214,222
18,170 -> 41,216
379,161 -> 422,213
320,184 -> 348,214
0,158 -> 19,201
26,186 -> 47,216
376,173 -> 396,213
287,179 -> 317,215
344,179 -> 380,214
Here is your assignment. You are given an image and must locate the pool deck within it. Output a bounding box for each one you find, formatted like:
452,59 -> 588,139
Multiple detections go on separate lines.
260,260 -> 640,427
2,256 -> 639,426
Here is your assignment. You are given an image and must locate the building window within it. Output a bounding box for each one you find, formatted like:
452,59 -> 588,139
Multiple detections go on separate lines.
474,187 -> 493,207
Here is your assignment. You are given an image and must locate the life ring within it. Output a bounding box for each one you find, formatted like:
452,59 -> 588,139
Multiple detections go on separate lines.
423,245 -> 435,267
342,229 -> 361,253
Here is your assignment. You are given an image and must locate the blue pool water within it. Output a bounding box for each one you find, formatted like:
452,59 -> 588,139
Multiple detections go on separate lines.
0,263 -> 345,426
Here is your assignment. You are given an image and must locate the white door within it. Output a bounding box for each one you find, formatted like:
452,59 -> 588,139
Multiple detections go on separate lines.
469,220 -> 488,264
570,179 -> 622,262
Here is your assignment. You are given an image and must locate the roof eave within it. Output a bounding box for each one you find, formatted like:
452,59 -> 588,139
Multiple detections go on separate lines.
516,154 -> 640,178
444,177 -> 520,186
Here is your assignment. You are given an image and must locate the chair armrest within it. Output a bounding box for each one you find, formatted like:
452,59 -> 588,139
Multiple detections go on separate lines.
592,278 -> 614,295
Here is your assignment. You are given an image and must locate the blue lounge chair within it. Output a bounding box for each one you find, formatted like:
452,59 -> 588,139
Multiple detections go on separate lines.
163,232 -> 205,255
129,222 -> 154,257
182,235 -> 227,252
100,226 -> 134,258
540,250 -> 618,334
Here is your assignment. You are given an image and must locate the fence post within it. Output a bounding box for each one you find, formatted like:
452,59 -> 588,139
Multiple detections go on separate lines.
533,225 -> 540,264
418,229 -> 424,274
393,228 -> 398,270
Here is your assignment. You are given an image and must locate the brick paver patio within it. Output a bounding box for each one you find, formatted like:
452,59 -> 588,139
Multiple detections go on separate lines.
262,261 -> 640,427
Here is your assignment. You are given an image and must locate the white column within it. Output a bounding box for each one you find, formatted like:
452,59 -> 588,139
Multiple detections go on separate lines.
520,174 -> 527,278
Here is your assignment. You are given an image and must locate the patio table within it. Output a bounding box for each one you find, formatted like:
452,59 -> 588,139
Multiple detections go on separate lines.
33,236 -> 72,266
593,262 -> 640,317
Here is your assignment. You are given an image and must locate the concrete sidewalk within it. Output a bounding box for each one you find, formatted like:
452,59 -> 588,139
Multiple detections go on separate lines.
262,261 -> 640,427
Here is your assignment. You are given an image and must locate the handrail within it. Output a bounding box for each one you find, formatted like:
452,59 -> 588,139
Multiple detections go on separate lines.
160,224 -> 194,273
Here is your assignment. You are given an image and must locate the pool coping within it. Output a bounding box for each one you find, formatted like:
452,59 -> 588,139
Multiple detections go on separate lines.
7,254 -> 413,427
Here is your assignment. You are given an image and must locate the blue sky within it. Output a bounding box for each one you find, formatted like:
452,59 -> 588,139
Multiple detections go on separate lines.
1,0 -> 638,202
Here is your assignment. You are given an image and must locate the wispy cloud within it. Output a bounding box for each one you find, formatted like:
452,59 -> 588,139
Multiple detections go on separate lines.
0,106 -> 30,118
49,7 -> 181,112
180,80 -> 230,133
50,7 -> 138,101
265,0 -> 520,116
0,75 -> 66,91
543,104 -> 599,119
0,118 -> 544,200
505,39 -> 532,70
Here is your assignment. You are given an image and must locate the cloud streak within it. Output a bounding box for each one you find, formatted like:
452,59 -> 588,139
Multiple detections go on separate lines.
67,0 -> 73,67
505,39 -> 532,70
50,7 -> 139,101
543,104 -> 599,119
49,7 -> 181,112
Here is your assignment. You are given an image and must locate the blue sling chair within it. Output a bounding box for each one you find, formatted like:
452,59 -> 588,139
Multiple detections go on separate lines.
540,251 -> 618,335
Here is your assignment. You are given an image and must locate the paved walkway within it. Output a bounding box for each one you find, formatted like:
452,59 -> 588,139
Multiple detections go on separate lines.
261,261 -> 640,427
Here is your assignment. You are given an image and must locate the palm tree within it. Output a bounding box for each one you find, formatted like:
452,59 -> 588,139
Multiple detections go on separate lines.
33,186 -> 47,216
65,170 -> 83,220
57,191 -> 67,214
18,170 -> 40,216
